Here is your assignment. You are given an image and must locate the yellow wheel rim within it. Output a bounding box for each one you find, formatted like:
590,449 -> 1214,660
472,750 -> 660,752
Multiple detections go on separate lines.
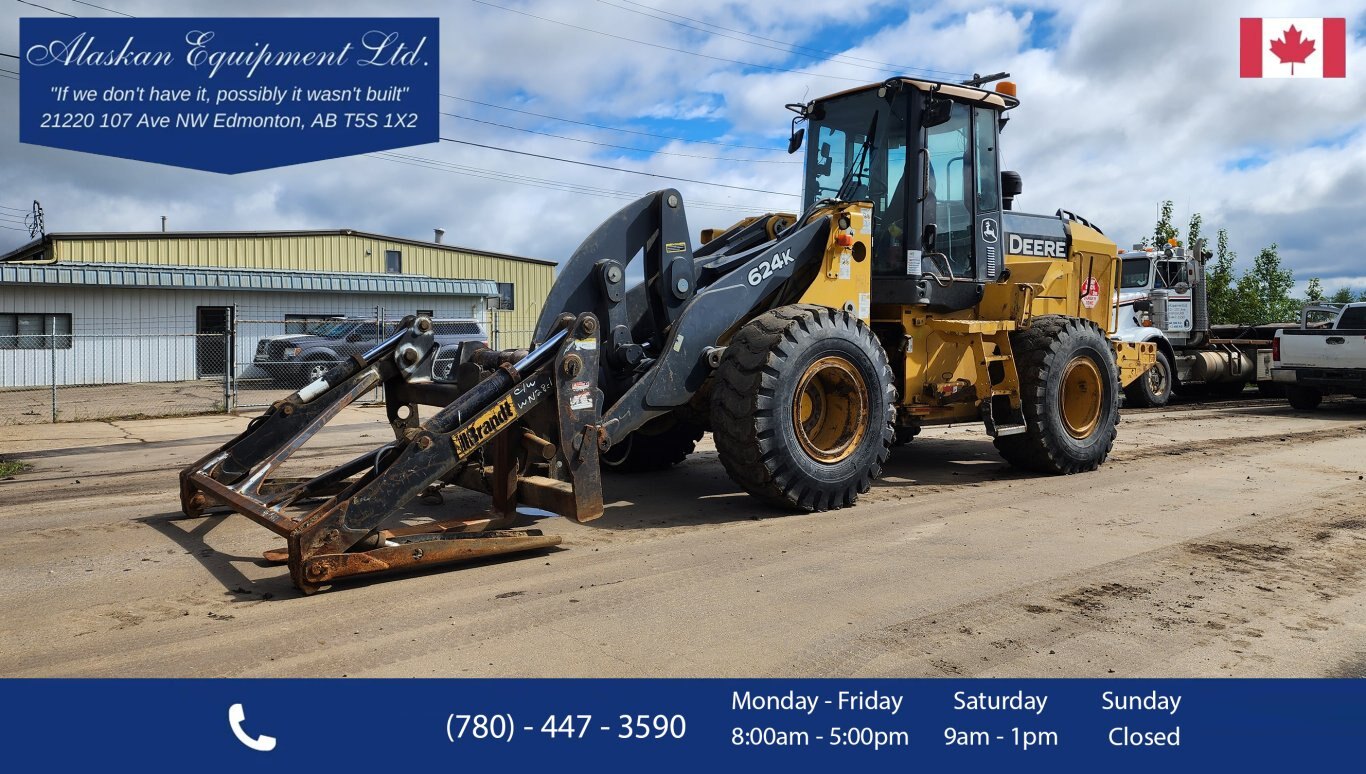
1059,356 -> 1103,439
792,356 -> 868,463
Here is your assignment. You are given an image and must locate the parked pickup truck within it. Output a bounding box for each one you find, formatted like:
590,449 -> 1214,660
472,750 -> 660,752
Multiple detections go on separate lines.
1271,302 -> 1366,410
253,316 -> 487,385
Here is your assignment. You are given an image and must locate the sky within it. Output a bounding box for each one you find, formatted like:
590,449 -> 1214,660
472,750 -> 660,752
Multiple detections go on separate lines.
1,0 -> 1365,295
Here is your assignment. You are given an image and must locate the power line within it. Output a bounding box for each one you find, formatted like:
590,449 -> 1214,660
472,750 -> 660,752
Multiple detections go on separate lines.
0,223 -> 32,231
66,0 -> 135,16
443,111 -> 797,165
15,1 -> 77,17
596,0 -> 963,80
0,52 -> 19,58
368,151 -> 782,215
0,67 -> 19,75
439,135 -> 797,197
607,0 -> 967,79
0,204 -> 31,212
444,94 -> 781,152
469,0 -> 870,83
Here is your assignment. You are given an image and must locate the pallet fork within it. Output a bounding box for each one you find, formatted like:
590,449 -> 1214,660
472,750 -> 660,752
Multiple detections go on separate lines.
180,312 -> 606,593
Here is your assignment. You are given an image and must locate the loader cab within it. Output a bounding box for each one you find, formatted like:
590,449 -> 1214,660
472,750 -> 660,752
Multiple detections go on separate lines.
799,78 -> 1018,312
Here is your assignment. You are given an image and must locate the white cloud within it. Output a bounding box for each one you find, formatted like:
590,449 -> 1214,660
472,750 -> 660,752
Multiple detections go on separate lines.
1,0 -> 1365,294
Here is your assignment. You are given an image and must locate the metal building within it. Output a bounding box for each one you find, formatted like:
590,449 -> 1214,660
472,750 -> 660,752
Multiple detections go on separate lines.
1,229 -> 553,334
0,230 -> 555,405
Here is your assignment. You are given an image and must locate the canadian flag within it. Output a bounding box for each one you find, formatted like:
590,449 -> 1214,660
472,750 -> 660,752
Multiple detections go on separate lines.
1241,17 -> 1346,78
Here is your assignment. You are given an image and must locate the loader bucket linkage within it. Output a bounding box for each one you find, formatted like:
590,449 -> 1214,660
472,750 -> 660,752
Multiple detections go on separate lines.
179,312 -> 606,593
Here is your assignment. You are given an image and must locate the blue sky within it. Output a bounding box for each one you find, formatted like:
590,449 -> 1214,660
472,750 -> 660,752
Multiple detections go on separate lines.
3,0 -> 1366,296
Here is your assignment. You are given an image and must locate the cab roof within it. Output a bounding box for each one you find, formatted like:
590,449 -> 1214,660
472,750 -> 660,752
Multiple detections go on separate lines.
813,77 -> 1019,111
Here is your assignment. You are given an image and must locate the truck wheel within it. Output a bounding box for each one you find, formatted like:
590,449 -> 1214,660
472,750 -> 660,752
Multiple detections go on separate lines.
1123,349 -> 1172,408
995,316 -> 1119,474
1285,385 -> 1323,411
601,416 -> 705,473
1211,381 -> 1247,398
711,305 -> 895,512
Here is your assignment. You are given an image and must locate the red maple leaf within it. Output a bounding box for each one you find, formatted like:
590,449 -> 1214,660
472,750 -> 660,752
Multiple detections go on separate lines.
1269,25 -> 1316,75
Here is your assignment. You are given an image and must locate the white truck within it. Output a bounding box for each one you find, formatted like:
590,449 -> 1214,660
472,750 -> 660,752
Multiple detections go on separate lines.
1112,241 -> 1282,407
1271,302 -> 1366,410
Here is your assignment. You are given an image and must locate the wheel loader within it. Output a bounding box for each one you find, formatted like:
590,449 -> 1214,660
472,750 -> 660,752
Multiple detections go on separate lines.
180,75 -> 1155,593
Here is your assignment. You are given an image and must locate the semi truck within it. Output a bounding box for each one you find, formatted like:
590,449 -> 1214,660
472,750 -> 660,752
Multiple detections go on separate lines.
1112,241 -> 1283,407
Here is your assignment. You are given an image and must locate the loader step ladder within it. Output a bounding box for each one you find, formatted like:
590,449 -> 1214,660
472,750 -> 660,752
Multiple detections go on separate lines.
970,329 -> 1027,437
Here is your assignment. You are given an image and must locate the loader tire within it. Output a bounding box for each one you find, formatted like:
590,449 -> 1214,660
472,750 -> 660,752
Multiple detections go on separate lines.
601,416 -> 705,473
994,316 -> 1119,474
1123,349 -> 1172,408
711,305 -> 895,512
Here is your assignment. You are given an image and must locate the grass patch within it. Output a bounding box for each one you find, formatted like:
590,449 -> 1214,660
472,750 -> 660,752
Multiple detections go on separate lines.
0,459 -> 31,478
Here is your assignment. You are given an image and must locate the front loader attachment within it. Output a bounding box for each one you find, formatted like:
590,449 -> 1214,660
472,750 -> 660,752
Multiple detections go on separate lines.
180,312 -> 606,593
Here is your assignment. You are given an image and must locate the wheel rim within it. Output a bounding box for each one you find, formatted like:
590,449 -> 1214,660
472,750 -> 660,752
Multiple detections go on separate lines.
1059,356 -> 1103,439
792,356 -> 868,463
1146,356 -> 1169,397
308,363 -> 330,380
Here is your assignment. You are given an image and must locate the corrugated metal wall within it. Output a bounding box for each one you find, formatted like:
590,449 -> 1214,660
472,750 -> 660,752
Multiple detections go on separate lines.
0,285 -> 489,388
52,232 -> 553,339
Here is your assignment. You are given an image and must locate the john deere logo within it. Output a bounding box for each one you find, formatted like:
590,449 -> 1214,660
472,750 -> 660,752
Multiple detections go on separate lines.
453,397 -> 517,458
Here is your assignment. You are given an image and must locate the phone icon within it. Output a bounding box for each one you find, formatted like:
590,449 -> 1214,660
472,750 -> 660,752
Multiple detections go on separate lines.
228,703 -> 277,752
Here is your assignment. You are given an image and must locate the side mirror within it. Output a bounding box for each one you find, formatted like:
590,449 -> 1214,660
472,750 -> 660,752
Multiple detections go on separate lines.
922,224 -> 938,252
922,96 -> 952,128
787,127 -> 804,155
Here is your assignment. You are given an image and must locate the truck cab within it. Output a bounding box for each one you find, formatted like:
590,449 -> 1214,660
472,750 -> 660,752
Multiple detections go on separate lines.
1272,301 -> 1366,409
1112,242 -> 1275,406
1117,246 -> 1196,342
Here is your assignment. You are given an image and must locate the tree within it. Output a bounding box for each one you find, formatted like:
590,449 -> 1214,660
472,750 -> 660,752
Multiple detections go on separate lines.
1305,277 -> 1325,301
1206,227 -> 1239,324
1153,200 -> 1178,247
1360,289 -> 1366,303
1230,243 -> 1297,324
1187,212 -> 1204,253
1330,286 -> 1355,304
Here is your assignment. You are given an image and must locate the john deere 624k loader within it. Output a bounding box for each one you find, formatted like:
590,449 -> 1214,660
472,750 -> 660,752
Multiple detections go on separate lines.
181,76 -> 1154,592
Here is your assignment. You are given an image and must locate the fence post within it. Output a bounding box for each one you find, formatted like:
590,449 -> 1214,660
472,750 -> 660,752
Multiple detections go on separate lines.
49,317 -> 57,423
222,308 -> 234,415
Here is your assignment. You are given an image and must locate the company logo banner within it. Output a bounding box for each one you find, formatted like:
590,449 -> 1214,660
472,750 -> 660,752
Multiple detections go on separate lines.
18,17 -> 439,172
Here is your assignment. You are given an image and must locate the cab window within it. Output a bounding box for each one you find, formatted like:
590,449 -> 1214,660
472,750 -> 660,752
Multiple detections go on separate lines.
1154,260 -> 1189,288
924,102 -> 972,276
1120,258 -> 1151,288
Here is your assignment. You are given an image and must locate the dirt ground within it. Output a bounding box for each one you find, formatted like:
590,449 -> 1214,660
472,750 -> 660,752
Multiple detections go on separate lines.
0,378 -> 307,425
1,396 -> 1364,678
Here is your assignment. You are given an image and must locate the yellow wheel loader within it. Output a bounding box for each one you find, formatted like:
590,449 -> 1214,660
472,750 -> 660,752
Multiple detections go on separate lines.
180,75 -> 1155,592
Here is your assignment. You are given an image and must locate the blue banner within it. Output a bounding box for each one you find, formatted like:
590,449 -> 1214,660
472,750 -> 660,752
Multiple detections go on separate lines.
0,678 -> 1359,771
17,17 -> 439,173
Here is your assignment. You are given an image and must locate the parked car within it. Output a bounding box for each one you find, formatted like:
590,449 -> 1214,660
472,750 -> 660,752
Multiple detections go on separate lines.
253,316 -> 486,385
1270,302 -> 1366,410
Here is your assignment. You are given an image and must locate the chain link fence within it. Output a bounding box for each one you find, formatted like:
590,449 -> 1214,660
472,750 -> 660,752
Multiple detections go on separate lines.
0,309 -> 536,425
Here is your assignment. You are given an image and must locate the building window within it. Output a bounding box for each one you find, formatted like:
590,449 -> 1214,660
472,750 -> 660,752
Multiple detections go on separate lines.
385,249 -> 402,273
284,313 -> 340,334
0,313 -> 72,349
497,282 -> 515,310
